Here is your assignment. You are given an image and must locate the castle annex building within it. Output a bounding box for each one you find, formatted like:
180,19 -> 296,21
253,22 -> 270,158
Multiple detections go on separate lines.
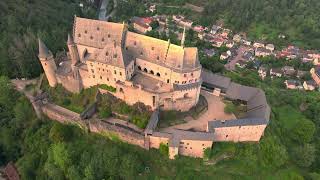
39,17 -> 201,112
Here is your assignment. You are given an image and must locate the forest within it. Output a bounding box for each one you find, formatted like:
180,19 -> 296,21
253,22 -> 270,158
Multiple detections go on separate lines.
0,0 -> 96,79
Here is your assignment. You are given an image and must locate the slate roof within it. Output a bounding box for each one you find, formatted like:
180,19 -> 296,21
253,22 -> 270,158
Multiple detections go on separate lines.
173,81 -> 202,91
226,82 -> 260,101
208,118 -> 268,129
201,69 -> 231,90
144,109 -> 160,135
38,39 -> 52,58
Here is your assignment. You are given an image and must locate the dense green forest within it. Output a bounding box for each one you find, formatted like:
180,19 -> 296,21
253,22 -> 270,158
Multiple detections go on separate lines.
0,0 -> 96,79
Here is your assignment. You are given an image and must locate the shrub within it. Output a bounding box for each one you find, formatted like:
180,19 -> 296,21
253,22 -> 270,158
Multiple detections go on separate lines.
98,106 -> 112,118
159,143 -> 169,156
99,84 -> 116,92
224,102 -> 236,114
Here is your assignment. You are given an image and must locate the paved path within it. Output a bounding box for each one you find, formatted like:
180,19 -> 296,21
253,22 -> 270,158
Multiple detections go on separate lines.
161,90 -> 236,132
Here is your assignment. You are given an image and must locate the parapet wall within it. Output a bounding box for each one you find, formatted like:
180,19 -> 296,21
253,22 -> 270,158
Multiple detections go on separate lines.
89,119 -> 146,148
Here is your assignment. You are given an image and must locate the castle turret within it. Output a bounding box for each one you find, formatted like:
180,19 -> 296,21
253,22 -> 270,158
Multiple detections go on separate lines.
67,34 -> 80,66
38,38 -> 58,87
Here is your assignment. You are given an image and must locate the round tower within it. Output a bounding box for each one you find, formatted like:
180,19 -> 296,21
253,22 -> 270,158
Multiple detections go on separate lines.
38,38 -> 58,87
67,34 -> 80,66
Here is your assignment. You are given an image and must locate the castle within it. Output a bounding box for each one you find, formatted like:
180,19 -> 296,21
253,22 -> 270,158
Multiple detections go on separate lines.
38,16 -> 201,112
37,17 -> 270,159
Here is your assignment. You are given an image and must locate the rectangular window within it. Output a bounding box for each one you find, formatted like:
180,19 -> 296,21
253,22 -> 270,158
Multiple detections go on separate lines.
114,70 -> 116,74
120,72 -> 122,76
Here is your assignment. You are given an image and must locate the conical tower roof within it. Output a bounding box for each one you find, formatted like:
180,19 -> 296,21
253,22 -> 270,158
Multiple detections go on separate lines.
38,38 -> 51,58
67,34 -> 74,45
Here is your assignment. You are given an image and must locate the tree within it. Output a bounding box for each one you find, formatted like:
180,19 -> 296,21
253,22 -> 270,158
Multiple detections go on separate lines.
292,144 -> 316,168
49,123 -> 74,143
290,119 -> 315,144
259,136 -> 288,168
159,143 -> 169,156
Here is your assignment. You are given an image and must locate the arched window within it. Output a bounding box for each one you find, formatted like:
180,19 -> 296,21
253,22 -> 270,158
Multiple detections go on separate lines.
120,88 -> 124,93
144,68 -> 148,73
156,72 -> 160,77
150,70 -> 154,75
184,93 -> 189,98
138,66 -> 142,70
83,49 -> 88,59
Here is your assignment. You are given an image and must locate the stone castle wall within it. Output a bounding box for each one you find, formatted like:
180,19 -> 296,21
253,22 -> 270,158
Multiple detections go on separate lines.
212,124 -> 267,142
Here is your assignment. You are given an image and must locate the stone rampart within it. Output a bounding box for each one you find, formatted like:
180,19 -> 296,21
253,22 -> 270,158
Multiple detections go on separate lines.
89,119 -> 145,148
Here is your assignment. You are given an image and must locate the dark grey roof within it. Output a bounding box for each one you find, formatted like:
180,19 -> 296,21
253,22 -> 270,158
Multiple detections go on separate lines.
173,81 -> 201,91
166,129 -> 215,147
226,82 -> 260,101
144,109 -> 159,135
38,38 -> 52,58
201,69 -> 231,89
208,118 -> 268,129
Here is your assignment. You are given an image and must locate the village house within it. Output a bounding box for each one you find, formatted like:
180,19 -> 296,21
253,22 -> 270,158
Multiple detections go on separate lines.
258,66 -> 268,80
154,15 -> 167,26
219,29 -> 231,39
303,80 -> 317,91
220,52 -> 229,60
302,54 -> 314,63
270,68 -> 283,77
210,25 -> 221,34
131,17 -> 153,34
236,60 -> 247,68
310,67 -> 320,85
148,4 -> 156,13
203,49 -> 216,57
281,66 -> 295,76
241,39 -> 251,46
243,51 -> 255,61
284,80 -> 301,90
296,70 -> 307,79
278,45 -> 301,60
266,44 -> 275,52
172,15 -> 193,29
193,25 -> 205,33
226,40 -> 235,48
212,37 -> 225,47
253,41 -> 265,48
233,34 -> 242,43
255,47 -> 272,57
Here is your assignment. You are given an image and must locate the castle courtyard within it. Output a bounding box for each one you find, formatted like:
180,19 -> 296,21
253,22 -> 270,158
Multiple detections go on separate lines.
161,90 -> 236,132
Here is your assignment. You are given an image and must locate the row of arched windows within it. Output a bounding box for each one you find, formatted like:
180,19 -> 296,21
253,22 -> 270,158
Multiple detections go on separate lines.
137,66 -> 161,77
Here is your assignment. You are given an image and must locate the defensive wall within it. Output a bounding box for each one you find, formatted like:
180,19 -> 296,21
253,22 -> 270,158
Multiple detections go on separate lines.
28,69 -> 270,159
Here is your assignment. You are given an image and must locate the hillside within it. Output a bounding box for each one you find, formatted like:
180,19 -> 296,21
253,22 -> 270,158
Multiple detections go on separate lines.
0,0 -> 96,79
155,0 -> 320,49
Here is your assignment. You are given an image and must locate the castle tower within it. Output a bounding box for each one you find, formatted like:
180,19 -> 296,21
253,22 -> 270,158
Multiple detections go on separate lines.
67,34 -> 80,66
38,38 -> 58,87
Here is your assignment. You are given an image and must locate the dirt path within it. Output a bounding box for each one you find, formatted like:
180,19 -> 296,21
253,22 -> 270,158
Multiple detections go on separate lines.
161,91 -> 236,132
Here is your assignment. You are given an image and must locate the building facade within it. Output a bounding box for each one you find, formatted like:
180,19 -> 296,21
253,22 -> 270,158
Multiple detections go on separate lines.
38,17 -> 201,112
